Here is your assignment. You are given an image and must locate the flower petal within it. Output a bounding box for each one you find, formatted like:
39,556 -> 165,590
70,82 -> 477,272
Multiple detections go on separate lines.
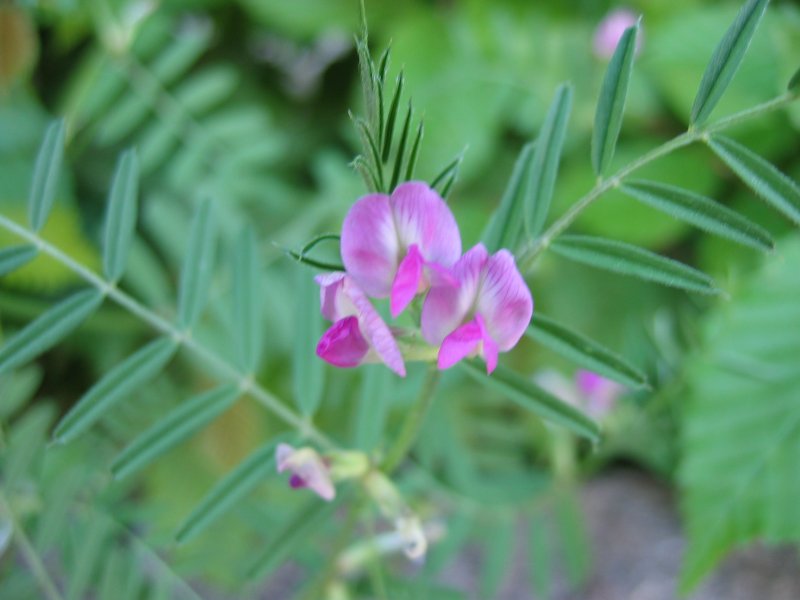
390,243 -> 425,317
437,318 -> 483,370
315,272 -> 349,322
341,193 -> 399,297
475,313 -> 499,374
476,249 -> 533,351
275,445 -> 336,501
389,181 -> 462,267
317,316 -> 370,368
421,244 -> 489,345
276,443 -> 296,472
345,281 -> 406,377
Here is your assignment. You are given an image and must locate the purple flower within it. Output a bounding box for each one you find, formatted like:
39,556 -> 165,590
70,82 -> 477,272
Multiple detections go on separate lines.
276,443 -> 335,501
576,370 -> 624,417
316,272 -> 406,377
341,182 -> 462,317
421,243 -> 533,374
593,8 -> 642,59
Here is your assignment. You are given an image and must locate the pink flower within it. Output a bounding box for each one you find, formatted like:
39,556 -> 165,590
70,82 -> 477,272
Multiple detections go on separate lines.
421,244 -> 533,374
341,182 -> 462,317
593,8 -> 642,59
316,272 -> 406,377
276,443 -> 335,501
576,370 -> 624,417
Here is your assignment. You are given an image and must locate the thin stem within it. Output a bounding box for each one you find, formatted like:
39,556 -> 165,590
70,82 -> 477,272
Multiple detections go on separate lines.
0,491 -> 64,600
516,92 -> 798,272
0,214 -> 335,450
381,369 -> 440,473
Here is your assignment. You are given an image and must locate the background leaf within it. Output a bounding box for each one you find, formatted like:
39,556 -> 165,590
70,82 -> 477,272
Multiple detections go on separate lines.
292,265 -> 325,416
0,245 -> 37,277
232,227 -> 261,373
102,149 -> 139,283
28,119 -> 66,232
482,143 -> 534,253
177,197 -> 216,329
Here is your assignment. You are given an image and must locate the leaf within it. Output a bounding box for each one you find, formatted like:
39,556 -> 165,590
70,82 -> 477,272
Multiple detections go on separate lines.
390,103 -> 413,191
556,489 -> 591,585
526,84 -> 573,238
28,119 -> 66,232
707,135 -> 800,226
404,121 -> 424,181
620,179 -> 774,252
353,365 -> 391,451
529,515 -> 553,600
112,384 -> 239,480
0,289 -> 103,376
232,227 -> 262,373
789,66 -> 800,91
102,149 -> 139,283
292,265 -> 325,416
177,197 -> 217,329
482,143 -> 534,252
526,313 -> 648,389
550,235 -> 720,295
690,0 -> 770,125
66,517 -> 109,600
175,439 -> 283,544
460,361 -> 600,442
591,22 -> 639,175
0,245 -> 37,277
382,71 -> 404,163
53,337 -> 178,443
479,519 -> 514,600
430,153 -> 463,194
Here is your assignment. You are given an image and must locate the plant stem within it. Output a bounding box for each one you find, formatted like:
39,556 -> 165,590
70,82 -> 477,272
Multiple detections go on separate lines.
381,368 -> 440,473
0,214 -> 335,450
516,91 -> 798,272
0,491 -> 64,600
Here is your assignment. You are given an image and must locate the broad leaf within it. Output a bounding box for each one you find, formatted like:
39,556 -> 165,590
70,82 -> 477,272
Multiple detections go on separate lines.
102,149 -> 139,283
460,361 -> 600,442
482,143 -> 534,252
177,197 -> 217,329
112,385 -> 239,480
621,179 -> 773,251
526,313 -> 648,389
550,235 -> 720,295
707,135 -> 800,226
0,245 -> 37,277
690,0 -> 769,125
591,22 -> 639,175
0,289 -> 103,376
53,337 -> 178,443
28,119 -> 66,232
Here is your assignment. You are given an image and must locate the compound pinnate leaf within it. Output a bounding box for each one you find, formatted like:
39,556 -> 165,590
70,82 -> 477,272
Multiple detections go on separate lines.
102,149 -> 140,283
28,118 -> 66,232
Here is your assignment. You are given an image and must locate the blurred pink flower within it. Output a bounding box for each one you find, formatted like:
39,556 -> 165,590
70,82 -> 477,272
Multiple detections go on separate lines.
276,443 -> 335,501
341,181 -> 461,317
316,272 -> 406,376
421,244 -> 533,374
593,8 -> 642,59
576,370 -> 625,417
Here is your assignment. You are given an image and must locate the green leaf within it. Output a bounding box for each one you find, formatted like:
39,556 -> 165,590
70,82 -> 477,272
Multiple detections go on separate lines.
460,361 -> 600,442
112,384 -> 238,480
789,66 -> 800,91
177,197 -> 217,329
28,119 -> 66,232
0,289 -> 103,376
526,84 -> 573,238
53,337 -> 178,443
479,519 -> 514,600
591,22 -> 639,175
690,0 -> 769,125
526,313 -> 648,389
175,439 -> 283,544
102,149 -> 139,283
404,121 -> 424,181
707,135 -> 800,226
0,245 -> 38,277
430,153 -> 464,196
390,103 -> 413,191
620,179 -> 774,252
382,72 -> 404,163
353,365 -> 391,451
292,265 -> 325,416
529,515 -> 552,600
482,143 -> 535,252
66,517 -> 109,600
557,489 -> 591,585
232,227 -> 261,373
550,235 -> 720,295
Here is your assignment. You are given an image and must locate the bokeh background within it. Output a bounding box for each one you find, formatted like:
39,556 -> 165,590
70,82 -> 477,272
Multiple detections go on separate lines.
1,0 -> 800,598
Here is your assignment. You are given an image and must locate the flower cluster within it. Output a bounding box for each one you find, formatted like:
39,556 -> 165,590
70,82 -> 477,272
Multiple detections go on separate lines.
315,182 -> 533,376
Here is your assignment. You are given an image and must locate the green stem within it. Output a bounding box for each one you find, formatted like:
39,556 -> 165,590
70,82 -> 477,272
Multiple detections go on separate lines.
381,369 -> 440,473
516,91 -> 798,272
0,491 -> 64,600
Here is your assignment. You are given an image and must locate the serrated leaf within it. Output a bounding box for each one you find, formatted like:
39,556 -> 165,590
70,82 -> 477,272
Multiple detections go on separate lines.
28,119 -> 66,232
690,0 -> 769,125
591,23 -> 638,175
103,149 -> 139,282
707,135 -> 800,226
526,84 -> 573,237
482,143 -> 535,252
177,197 -> 216,329
460,361 -> 600,442
0,245 -> 37,277
292,265 -> 324,416
175,439 -> 283,544
551,235 -> 720,295
0,289 -> 103,376
232,227 -> 261,373
621,179 -> 773,251
526,313 -> 648,389
53,337 -> 178,443
112,384 -> 238,480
